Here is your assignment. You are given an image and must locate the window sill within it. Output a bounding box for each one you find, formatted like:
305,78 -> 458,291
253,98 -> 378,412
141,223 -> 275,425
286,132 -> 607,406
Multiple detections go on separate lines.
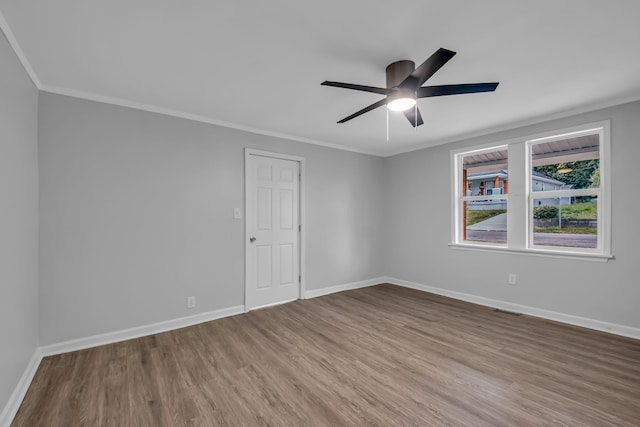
448,243 -> 614,262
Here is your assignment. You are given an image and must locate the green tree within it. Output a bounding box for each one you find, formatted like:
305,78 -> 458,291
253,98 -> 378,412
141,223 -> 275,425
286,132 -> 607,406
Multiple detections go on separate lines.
534,159 -> 599,189
589,167 -> 600,188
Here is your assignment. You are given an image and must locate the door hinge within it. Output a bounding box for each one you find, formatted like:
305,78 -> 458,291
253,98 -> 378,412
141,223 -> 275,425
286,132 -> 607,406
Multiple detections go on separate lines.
298,224 -> 301,232
299,173 -> 301,181
299,275 -> 301,283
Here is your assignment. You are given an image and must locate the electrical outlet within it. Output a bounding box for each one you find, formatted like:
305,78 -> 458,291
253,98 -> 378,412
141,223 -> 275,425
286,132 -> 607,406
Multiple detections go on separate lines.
508,274 -> 517,285
187,296 -> 196,309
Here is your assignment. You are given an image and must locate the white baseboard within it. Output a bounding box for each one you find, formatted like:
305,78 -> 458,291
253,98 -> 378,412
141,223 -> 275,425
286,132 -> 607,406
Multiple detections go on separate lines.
304,277 -> 385,299
0,348 -> 43,427
248,298 -> 299,311
41,278 -> 391,358
6,277 -> 637,427
40,305 -> 245,357
42,277 -> 388,357
385,277 -> 640,340
1,305 -> 245,426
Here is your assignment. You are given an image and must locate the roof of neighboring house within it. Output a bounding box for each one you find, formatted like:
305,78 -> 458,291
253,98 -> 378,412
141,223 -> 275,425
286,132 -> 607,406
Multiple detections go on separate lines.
467,169 -> 566,186
531,170 -> 569,186
467,170 -> 508,181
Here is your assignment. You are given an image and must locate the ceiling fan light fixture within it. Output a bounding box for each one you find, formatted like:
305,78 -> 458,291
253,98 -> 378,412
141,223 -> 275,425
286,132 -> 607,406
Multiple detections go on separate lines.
387,97 -> 416,112
322,48 -> 499,126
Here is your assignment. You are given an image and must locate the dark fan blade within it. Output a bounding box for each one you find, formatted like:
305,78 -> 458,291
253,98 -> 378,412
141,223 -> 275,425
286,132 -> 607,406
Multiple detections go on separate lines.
399,48 -> 456,89
337,98 -> 388,123
321,81 -> 393,96
403,107 -> 424,127
418,83 -> 499,98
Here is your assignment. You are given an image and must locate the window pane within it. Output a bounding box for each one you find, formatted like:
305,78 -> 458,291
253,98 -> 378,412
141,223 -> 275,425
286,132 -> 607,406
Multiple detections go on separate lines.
532,195 -> 598,249
463,148 -> 508,196
531,133 -> 600,192
461,147 -> 508,244
464,199 -> 507,244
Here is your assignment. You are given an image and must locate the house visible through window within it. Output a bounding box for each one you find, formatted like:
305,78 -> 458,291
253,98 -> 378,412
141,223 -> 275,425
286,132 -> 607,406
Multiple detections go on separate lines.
452,121 -> 610,258
460,146 -> 508,244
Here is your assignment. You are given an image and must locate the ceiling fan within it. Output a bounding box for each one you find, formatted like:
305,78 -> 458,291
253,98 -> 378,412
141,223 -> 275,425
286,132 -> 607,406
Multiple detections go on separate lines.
321,48 -> 499,127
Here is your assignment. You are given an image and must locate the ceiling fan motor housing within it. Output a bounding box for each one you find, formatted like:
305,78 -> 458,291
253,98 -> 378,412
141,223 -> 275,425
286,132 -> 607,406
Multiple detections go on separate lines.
386,60 -> 415,89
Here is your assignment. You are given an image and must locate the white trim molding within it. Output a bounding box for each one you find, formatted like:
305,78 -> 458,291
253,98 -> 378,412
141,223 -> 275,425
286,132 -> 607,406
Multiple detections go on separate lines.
40,85 -> 380,157
386,277 -> 640,340
2,8 -> 640,160
448,243 -> 613,262
39,305 -> 245,357
0,10 -> 41,88
1,305 -> 245,426
304,277 -> 385,299
383,93 -> 640,157
0,349 -> 42,427
40,276 -> 389,357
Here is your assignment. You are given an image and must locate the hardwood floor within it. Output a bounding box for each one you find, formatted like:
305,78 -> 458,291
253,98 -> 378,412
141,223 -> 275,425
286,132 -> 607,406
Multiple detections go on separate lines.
13,284 -> 640,426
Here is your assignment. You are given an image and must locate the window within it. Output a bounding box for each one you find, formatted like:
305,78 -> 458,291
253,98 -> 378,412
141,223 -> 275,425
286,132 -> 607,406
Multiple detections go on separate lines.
528,129 -> 602,251
452,121 -> 611,259
457,146 -> 508,245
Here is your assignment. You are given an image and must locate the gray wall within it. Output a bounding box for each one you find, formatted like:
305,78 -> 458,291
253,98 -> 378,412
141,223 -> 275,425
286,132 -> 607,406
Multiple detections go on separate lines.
38,93 -> 385,345
384,101 -> 640,329
0,31 -> 39,413
36,93 -> 640,346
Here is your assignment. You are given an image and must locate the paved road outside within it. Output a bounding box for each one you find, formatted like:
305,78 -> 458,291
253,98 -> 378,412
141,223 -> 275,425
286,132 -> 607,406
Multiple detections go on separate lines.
467,213 -> 507,231
532,232 -> 597,248
467,213 -> 596,248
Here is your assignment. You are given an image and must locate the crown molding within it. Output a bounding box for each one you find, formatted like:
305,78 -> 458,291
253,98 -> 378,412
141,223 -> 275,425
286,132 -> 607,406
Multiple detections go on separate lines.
4,7 -> 640,159
0,9 -> 41,89
40,84 -> 383,157
381,92 -> 640,157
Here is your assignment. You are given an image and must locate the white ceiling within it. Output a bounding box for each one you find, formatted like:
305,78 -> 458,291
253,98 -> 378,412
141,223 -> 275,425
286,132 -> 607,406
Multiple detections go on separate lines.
1,1 -> 640,156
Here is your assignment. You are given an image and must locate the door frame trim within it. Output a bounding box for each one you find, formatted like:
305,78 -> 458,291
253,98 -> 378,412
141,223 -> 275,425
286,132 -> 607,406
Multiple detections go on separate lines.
244,148 -> 306,312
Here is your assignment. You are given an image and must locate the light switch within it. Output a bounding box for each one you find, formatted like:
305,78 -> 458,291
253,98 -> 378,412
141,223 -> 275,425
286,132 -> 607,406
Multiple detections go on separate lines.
233,208 -> 242,219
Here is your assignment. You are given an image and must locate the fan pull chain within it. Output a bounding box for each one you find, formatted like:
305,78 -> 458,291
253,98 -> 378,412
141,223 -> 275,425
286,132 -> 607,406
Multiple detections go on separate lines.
414,95 -> 418,130
386,108 -> 389,141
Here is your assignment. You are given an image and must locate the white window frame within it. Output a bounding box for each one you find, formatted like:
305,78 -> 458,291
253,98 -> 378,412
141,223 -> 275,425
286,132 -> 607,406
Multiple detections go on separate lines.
453,144 -> 508,247
450,121 -> 612,261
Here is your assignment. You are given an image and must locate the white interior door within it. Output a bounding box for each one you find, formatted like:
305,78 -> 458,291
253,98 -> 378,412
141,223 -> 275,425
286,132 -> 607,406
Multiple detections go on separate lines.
245,153 -> 300,310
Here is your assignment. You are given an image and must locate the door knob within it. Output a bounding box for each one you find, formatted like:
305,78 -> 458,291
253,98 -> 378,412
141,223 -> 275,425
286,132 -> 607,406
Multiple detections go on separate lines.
249,236 -> 256,243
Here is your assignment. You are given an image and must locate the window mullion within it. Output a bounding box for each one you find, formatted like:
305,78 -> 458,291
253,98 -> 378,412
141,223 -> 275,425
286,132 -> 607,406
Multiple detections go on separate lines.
507,142 -> 527,249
